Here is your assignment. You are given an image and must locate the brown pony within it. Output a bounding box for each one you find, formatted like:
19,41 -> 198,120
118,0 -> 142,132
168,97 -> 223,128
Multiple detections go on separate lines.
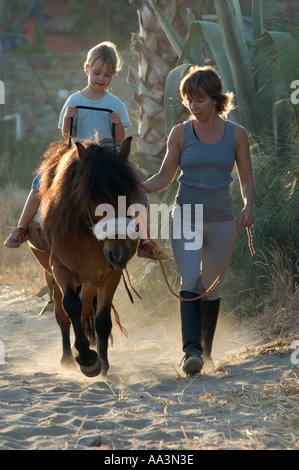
29,137 -> 141,377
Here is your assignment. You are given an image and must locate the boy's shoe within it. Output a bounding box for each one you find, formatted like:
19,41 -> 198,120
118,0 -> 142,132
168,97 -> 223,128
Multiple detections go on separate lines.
4,226 -> 30,248
138,240 -> 169,260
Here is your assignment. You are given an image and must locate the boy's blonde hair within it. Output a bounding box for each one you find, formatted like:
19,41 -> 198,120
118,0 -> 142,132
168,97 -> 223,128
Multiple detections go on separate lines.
180,65 -> 234,118
84,41 -> 122,75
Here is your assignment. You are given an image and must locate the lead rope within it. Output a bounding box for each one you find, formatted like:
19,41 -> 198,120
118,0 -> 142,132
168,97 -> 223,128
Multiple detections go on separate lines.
148,223 -> 255,302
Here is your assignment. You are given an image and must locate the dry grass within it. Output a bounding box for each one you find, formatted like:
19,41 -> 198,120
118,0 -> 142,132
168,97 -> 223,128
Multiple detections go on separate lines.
195,381 -> 299,449
251,242 -> 299,339
180,337 -> 299,450
260,295 -> 298,338
0,186 -> 45,292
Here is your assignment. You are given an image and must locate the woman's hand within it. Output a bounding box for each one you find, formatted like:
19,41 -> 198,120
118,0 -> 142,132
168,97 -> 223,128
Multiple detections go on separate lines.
238,206 -> 254,227
235,125 -> 255,229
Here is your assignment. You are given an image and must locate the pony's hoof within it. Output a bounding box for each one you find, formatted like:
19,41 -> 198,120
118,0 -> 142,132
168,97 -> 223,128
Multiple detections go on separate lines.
79,357 -> 102,378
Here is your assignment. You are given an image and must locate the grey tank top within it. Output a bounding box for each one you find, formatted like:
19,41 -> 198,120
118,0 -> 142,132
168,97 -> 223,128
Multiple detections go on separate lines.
176,120 -> 236,222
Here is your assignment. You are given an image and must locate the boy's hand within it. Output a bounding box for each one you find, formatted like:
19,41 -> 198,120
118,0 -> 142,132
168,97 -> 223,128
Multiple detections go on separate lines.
65,106 -> 78,118
109,112 -> 121,125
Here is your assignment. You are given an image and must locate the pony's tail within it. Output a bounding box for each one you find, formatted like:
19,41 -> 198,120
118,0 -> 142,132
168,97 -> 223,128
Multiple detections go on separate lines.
83,299 -> 128,349
83,297 -> 97,347
109,304 -> 128,348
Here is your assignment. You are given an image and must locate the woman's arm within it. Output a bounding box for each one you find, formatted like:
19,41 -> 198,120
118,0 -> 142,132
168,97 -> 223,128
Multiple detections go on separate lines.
235,125 -> 255,227
142,124 -> 184,193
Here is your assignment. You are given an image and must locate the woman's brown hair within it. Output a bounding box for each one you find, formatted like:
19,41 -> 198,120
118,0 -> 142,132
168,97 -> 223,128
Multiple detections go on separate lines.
180,65 -> 234,118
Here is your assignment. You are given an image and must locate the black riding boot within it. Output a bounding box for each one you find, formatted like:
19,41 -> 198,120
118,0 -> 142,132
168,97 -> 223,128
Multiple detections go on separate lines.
201,298 -> 220,360
180,291 -> 203,376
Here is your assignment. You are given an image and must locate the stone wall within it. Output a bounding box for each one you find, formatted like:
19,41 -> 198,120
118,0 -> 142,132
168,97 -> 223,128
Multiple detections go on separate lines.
2,52 -> 85,142
1,51 -> 137,144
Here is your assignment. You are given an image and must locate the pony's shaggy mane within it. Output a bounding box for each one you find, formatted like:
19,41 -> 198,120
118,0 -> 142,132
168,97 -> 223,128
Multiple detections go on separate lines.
38,139 -> 141,242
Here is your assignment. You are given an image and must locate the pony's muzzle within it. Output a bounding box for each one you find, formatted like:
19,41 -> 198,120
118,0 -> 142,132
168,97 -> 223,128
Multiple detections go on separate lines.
93,217 -> 138,270
93,217 -> 138,241
103,239 -> 131,270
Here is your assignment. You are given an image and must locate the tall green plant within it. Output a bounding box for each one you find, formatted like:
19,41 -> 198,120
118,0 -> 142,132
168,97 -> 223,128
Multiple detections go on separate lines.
147,0 -> 298,294
213,0 -> 264,137
149,0 -> 299,155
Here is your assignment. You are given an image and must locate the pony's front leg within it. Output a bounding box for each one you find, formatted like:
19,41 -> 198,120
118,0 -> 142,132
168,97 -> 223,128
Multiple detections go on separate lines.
95,273 -> 122,376
52,262 -> 101,377
63,287 -> 101,377
51,277 -> 74,369
95,305 -> 112,376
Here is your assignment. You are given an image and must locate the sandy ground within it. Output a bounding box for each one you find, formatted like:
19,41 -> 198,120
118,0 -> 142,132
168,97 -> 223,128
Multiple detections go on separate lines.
0,280 -> 298,452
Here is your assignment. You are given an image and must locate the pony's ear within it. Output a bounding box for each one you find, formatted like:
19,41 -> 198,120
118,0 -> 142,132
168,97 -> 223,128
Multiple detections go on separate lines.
75,142 -> 88,161
119,136 -> 132,160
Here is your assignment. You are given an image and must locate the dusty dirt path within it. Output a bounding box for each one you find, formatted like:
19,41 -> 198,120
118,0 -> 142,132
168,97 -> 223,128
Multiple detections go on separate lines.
0,285 -> 298,451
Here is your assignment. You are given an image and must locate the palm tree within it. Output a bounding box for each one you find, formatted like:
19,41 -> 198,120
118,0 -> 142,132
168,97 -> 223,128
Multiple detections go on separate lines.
129,0 -> 298,163
128,0 -> 203,167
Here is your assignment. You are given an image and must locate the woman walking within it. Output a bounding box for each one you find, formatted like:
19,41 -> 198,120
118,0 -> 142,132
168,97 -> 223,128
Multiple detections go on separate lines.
142,66 -> 255,376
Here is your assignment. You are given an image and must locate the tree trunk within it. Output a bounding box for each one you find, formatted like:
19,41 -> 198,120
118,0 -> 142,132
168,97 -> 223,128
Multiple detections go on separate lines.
128,0 -> 200,164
